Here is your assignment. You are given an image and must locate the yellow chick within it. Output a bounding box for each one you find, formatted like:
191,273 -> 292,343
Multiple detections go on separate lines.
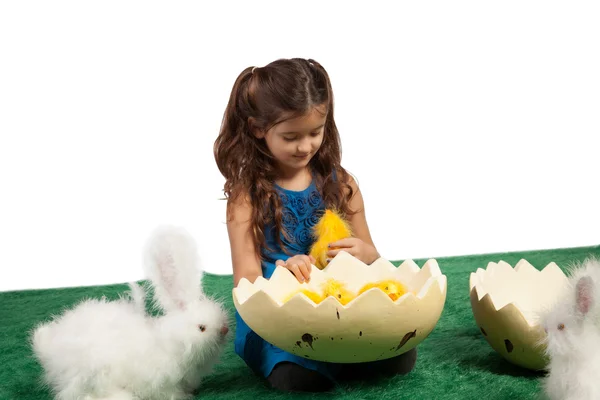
282,278 -> 356,306
322,278 -> 356,305
309,209 -> 353,269
298,289 -> 325,304
283,288 -> 325,304
358,279 -> 408,301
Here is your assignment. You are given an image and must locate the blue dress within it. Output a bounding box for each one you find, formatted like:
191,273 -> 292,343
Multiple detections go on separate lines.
234,178 -> 343,380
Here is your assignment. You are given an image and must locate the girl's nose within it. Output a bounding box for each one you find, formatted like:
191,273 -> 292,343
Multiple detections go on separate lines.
297,137 -> 313,153
297,144 -> 309,153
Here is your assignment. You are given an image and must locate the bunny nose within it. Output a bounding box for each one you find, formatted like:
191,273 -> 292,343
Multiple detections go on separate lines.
220,325 -> 229,336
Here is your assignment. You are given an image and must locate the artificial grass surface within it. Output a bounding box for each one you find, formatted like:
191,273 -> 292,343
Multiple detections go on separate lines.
2,245 -> 599,400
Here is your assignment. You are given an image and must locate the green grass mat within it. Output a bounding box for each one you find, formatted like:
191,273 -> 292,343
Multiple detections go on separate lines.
2,245 -> 599,400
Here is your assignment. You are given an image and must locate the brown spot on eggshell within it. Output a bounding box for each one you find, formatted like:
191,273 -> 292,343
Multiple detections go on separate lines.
504,339 -> 514,353
395,330 -> 417,351
302,333 -> 314,350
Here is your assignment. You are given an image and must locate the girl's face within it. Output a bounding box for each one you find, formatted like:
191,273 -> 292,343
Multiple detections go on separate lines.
256,106 -> 326,175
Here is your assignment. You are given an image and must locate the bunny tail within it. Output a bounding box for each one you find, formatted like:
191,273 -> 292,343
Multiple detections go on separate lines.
143,225 -> 203,313
31,321 -> 52,358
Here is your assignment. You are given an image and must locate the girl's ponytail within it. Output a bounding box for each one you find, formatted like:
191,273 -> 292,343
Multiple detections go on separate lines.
214,67 -> 253,183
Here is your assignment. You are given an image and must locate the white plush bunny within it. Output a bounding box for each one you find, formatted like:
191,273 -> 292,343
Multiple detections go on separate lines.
540,258 -> 600,400
31,225 -> 230,400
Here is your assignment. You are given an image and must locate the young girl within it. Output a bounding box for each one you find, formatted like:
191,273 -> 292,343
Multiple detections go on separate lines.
214,58 -> 417,392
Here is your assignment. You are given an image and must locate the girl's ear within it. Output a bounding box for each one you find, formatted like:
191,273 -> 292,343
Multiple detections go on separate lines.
248,117 -> 266,139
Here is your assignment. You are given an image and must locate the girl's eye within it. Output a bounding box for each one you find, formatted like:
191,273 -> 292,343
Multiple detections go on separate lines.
558,323 -> 565,331
284,137 -> 296,142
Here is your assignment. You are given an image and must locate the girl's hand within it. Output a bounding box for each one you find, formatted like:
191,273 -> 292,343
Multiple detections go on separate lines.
326,238 -> 380,265
276,254 -> 316,283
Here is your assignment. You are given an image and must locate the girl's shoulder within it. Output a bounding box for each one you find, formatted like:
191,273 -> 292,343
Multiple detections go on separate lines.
225,190 -> 253,222
331,166 -> 357,189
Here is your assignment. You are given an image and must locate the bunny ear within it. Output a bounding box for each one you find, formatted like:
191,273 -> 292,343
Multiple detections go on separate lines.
575,276 -> 594,316
143,225 -> 203,313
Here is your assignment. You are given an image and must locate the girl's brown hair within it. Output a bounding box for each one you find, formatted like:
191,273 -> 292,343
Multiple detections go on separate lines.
214,58 -> 355,256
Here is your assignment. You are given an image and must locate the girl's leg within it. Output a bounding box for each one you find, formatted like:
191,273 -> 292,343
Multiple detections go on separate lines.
340,347 -> 418,381
237,323 -> 338,392
377,347 -> 418,376
266,362 -> 334,392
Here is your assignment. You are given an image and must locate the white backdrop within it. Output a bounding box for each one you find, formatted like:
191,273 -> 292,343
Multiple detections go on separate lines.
1,1 -> 598,292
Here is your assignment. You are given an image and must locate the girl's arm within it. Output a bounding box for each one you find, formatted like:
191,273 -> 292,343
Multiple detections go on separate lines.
326,175 -> 381,264
346,175 -> 378,252
226,193 -> 263,287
